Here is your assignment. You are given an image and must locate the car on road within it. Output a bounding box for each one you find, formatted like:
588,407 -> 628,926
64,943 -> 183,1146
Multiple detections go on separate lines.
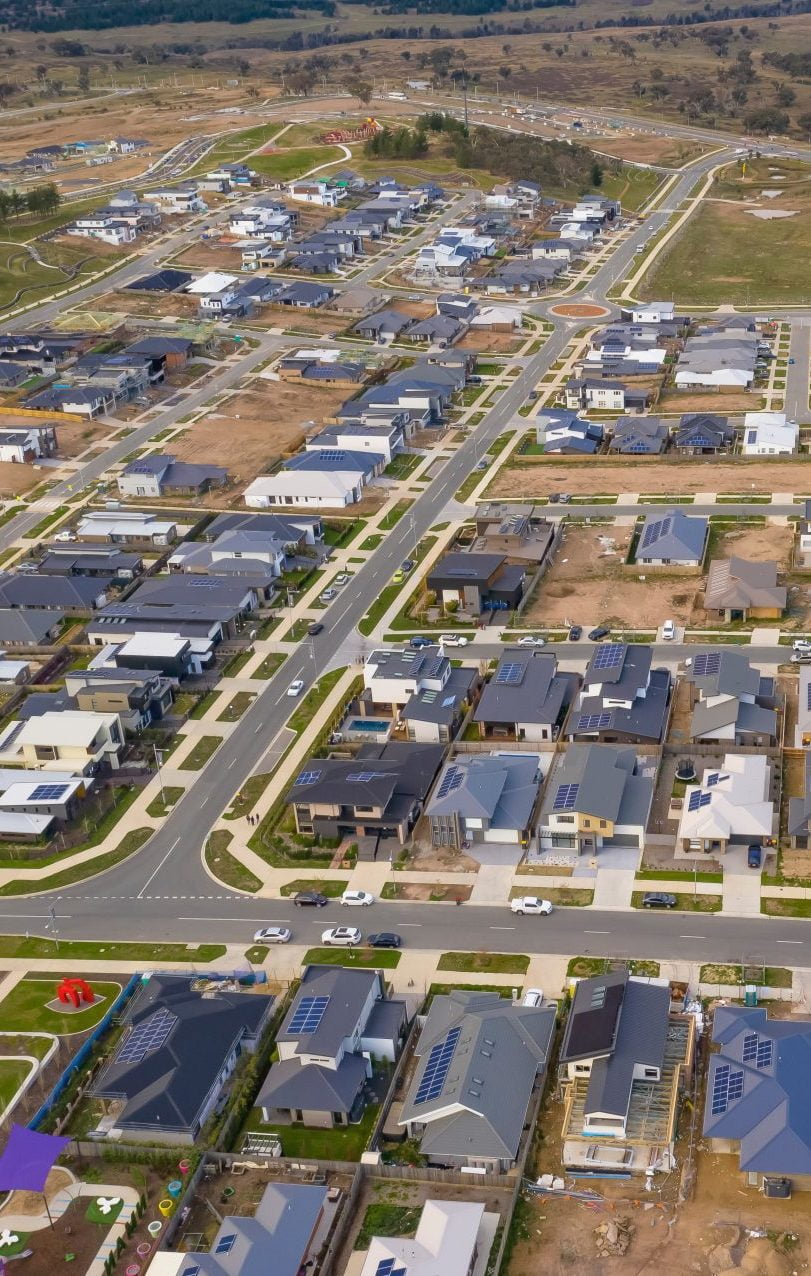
518,635 -> 546,647
793,639 -> 811,652
400,560 -> 414,573
341,889 -> 375,906
568,625 -> 582,641
410,636 -> 432,649
322,926 -> 362,946
307,623 -> 324,636
440,634 -> 468,647
392,569 -> 405,584
558,493 -> 571,504
588,626 -> 611,641
548,492 -> 560,503
791,653 -> 811,664
252,926 -> 291,944
789,357 -> 796,365
510,896 -> 554,916
642,892 -> 677,908
293,891 -> 328,907
287,679 -> 304,697
748,844 -> 763,869
661,619 -> 675,641
476,460 -> 488,471
320,589 -> 337,602
368,932 -> 402,948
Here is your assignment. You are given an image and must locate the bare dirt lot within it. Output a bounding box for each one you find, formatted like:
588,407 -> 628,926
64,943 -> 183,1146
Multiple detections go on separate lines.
713,522 -> 794,568
523,523 -> 699,628
0,462 -> 44,497
457,329 -> 524,353
172,240 -> 244,271
252,307 -> 342,335
171,379 -> 349,488
490,458 -> 811,498
582,133 -> 710,167
659,390 -> 764,414
95,290 -> 200,319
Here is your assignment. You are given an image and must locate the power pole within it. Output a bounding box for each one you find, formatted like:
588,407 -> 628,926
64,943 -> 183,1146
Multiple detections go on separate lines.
463,79 -> 469,129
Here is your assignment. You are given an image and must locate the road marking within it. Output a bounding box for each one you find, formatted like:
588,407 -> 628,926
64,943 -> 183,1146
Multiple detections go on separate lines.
178,915 -> 261,922
399,922 -> 422,928
775,939 -> 804,944
680,935 -> 706,940
136,837 -> 179,899
227,758 -> 237,768
490,926 -> 516,931
584,929 -> 611,934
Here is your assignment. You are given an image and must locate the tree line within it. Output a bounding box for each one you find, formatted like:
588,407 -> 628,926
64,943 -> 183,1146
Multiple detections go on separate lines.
0,184 -> 61,222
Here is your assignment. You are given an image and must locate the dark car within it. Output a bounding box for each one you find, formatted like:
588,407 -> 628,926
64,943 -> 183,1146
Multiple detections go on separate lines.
400,559 -> 414,573
548,492 -> 560,504
748,844 -> 763,869
642,892 -> 677,909
368,932 -> 402,948
410,635 -> 432,649
307,623 -> 324,636
293,891 -> 328,907
588,626 -> 611,641
568,625 -> 582,641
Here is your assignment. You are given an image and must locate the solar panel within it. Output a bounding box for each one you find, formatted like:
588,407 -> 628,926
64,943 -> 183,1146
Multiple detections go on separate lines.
375,1260 -> 406,1276
592,643 -> 625,670
640,515 -> 673,550
742,1032 -> 758,1062
692,651 -> 721,677
687,790 -> 712,812
346,771 -> 389,782
182,1267 -> 201,1276
495,661 -> 524,685
442,695 -> 456,707
215,1234 -> 237,1255
757,1039 -> 774,1069
807,680 -> 811,712
28,783 -> 70,801
414,1025 -> 461,1104
115,1006 -> 178,1066
553,782 -> 579,811
295,769 -> 322,786
289,995 -> 330,1034
706,773 -> 728,787
711,1063 -> 744,1115
577,712 -> 612,731
436,765 -> 464,800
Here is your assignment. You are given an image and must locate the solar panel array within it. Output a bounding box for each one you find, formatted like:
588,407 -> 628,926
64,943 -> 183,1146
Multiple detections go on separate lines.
414,1026 -> 461,1104
807,680 -> 811,711
757,1039 -> 774,1069
346,771 -> 389,783
495,661 -> 524,686
741,1034 -> 775,1069
375,1259 -> 406,1276
711,1063 -> 743,1115
289,995 -> 330,1034
182,1266 -> 201,1276
692,652 -> 721,677
706,772 -> 729,788
436,766 -> 464,800
577,712 -> 612,732
295,769 -> 322,787
742,1032 -> 758,1062
115,1007 -> 178,1066
592,643 -> 625,671
639,516 -> 674,551
28,783 -> 70,801
553,782 -> 580,811
687,791 -> 712,812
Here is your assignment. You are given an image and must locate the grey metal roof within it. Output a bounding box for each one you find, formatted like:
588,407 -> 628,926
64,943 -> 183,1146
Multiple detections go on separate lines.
688,649 -> 762,700
400,991 -> 555,1161
703,1005 -> 811,1173
286,743 -> 444,816
705,557 -> 787,612
0,607 -> 63,643
428,552 -> 505,585
183,1183 -> 327,1276
277,964 -> 383,1056
256,1053 -> 367,1115
354,309 -> 410,335
540,744 -> 652,827
475,650 -> 572,727
609,416 -> 668,453
401,667 -> 476,726
636,510 -> 708,563
573,665 -> 671,744
0,573 -> 103,610
788,753 -> 811,837
582,979 -> 670,1120
427,754 -> 541,830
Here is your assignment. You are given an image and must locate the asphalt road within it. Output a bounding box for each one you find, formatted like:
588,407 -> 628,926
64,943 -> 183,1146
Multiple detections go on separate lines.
786,319 -> 811,425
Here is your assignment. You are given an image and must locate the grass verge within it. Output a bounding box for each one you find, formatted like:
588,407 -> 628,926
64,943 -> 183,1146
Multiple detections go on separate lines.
437,951 -> 529,974
205,830 -> 261,894
302,946 -> 401,968
178,735 -> 222,770
631,891 -> 721,912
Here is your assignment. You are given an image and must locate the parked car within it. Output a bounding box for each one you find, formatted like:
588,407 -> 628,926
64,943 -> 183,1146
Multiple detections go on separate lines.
518,635 -> 546,647
440,634 -> 468,647
568,625 -> 582,641
791,653 -> 811,664
54,529 -> 78,543
400,560 -> 414,573
321,926 -> 362,946
521,988 -> 544,1007
661,619 -> 675,641
307,623 -> 324,637
293,891 -> 328,907
320,589 -> 337,602
793,639 -> 811,652
368,932 -> 402,948
558,493 -> 572,504
392,569 -> 405,584
410,635 -> 432,649
334,574 -> 350,587
510,896 -> 553,916
642,892 -> 677,908
475,460 -> 488,471
588,626 -> 611,641
287,679 -> 304,697
548,492 -> 560,503
252,926 -> 291,944
341,889 -> 375,907
747,844 -> 763,869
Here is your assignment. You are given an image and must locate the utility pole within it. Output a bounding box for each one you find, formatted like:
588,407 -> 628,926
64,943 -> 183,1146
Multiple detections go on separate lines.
463,79 -> 469,130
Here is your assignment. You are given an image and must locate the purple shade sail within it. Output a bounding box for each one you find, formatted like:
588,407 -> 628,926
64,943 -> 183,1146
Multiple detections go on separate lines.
0,1125 -> 70,1193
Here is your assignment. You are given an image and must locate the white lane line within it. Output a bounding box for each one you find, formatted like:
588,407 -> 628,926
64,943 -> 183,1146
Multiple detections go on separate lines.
490,926 -> 516,931
680,935 -> 706,940
227,758 -> 237,769
137,837 -> 179,899
0,912 -> 53,918
584,929 -> 611,934
776,939 -> 804,944
178,915 -> 262,922
399,923 -> 422,928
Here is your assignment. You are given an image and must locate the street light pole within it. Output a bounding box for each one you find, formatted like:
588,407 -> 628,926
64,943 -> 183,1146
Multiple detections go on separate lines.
153,743 -> 166,806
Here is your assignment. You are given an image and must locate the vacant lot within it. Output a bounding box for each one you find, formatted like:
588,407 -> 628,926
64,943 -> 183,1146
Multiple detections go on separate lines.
250,144 -> 345,181
523,523 -> 698,629
583,133 -> 710,167
172,239 -> 244,271
0,463 -> 43,497
712,521 -> 794,569
95,289 -> 199,319
172,380 -> 348,487
490,457 -> 811,498
457,329 -> 524,353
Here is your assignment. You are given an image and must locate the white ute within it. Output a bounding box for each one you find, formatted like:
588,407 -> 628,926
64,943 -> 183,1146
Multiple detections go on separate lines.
510,896 -> 553,916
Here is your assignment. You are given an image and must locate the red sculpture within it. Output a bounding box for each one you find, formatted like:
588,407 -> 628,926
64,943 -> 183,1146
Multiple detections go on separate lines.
56,977 -> 95,1009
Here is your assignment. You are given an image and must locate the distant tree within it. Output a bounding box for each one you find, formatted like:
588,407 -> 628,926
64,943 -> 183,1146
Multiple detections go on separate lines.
353,80 -> 373,106
77,65 -> 90,91
775,84 -> 795,108
744,106 -> 789,134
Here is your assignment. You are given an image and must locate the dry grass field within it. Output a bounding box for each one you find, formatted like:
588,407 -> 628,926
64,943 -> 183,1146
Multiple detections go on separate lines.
489,457 -> 811,498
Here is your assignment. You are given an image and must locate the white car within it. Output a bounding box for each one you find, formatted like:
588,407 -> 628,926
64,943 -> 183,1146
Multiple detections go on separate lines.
518,635 -> 546,647
510,896 -> 553,916
661,619 -> 675,641
287,680 -> 304,697
321,926 -> 362,946
54,529 -> 78,543
521,988 -> 544,1007
793,639 -> 811,652
341,889 -> 375,907
253,926 -> 291,944
439,634 -> 468,647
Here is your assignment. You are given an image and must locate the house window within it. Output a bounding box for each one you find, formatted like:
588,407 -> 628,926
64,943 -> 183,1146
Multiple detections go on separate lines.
550,834 -> 576,849
599,820 -> 608,828
644,1068 -> 658,1078
556,815 -> 575,825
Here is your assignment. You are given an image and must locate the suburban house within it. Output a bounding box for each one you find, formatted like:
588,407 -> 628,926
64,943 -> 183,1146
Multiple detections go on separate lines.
628,302 -> 675,324
474,649 -> 577,743
91,973 -> 272,1144
686,649 -> 778,746
359,1201 -> 492,1276
559,971 -> 694,1175
287,179 -> 341,206
0,425 -> 57,463
797,499 -> 811,568
168,530 -> 286,585
205,511 -> 322,548
110,632 -> 198,680
64,667 -> 174,732
286,742 -> 445,847
398,990 -> 555,1171
0,572 -> 107,613
117,454 -> 227,498
359,645 -> 479,745
471,504 -> 556,568
0,768 -> 93,838
675,413 -> 735,455
0,608 -> 64,646
608,416 -> 668,455
634,510 -> 708,568
353,309 -> 411,342
703,1004 -> 811,1191
77,511 -> 178,546
427,753 -> 544,852
535,408 -> 603,455
307,423 -> 400,465
244,470 -> 366,510
88,576 -> 258,647
676,754 -> 775,856
567,643 -> 671,745
674,331 -> 757,389
284,448 -> 385,482
427,552 -> 525,616
740,411 -> 798,456
143,183 -> 206,213
0,709 -> 124,773
787,750 -> 811,847
704,557 -> 786,622
538,744 -> 654,855
70,214 -> 137,246
564,379 -> 647,413
255,965 -> 406,1129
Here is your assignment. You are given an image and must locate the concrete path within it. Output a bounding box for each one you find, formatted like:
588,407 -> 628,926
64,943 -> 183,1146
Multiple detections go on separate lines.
721,849 -> 764,917
469,863 -> 515,905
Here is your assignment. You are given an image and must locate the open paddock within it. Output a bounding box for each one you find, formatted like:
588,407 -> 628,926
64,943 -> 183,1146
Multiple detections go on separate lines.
488,456 -> 811,498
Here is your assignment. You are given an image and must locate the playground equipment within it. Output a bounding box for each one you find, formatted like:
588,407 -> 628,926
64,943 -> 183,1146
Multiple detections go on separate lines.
321,118 -> 380,144
56,978 -> 94,1009
157,1199 -> 175,1218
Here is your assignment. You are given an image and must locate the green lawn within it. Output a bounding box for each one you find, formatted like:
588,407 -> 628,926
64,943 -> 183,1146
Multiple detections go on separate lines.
178,735 -> 222,770
242,1100 -> 379,1161
437,951 -> 529,974
762,898 -> 811,918
0,239 -> 122,314
355,1205 -> 422,1250
255,652 -> 287,679
360,535 -> 384,550
302,947 -> 401,968
509,886 -> 594,907
699,963 -> 792,988
0,827 -> 152,896
0,978 -> 124,1035
205,830 -> 261,893
217,691 -> 256,722
280,879 -> 346,897
287,667 -> 346,732
86,1197 -> 124,1225
384,453 -> 423,480
567,956 -> 661,979
245,944 -> 269,965
379,501 -> 412,531
146,786 -> 184,818
224,772 -> 273,820
248,146 -> 344,181
0,1057 -> 34,1111
0,1033 -> 52,1061
0,936 -> 225,963
631,891 -> 722,912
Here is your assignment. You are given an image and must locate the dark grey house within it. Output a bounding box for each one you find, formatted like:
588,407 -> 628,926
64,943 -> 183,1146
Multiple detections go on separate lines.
353,309 -> 411,341
608,415 -> 668,454
0,608 -> 64,645
674,413 -> 734,454
427,753 -> 543,851
117,454 -> 228,498
635,509 -> 708,568
474,650 -> 577,743
567,643 -> 671,745
427,552 -> 525,615
184,1183 -> 328,1276
686,649 -> 778,746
